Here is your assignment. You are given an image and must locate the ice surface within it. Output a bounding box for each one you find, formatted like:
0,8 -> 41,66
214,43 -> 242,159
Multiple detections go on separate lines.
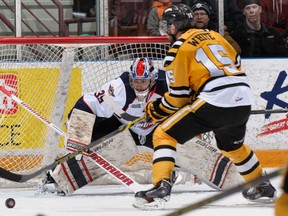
0,169 -> 282,216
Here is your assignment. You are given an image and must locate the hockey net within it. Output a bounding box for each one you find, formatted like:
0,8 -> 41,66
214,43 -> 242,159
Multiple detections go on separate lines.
0,36 -> 181,187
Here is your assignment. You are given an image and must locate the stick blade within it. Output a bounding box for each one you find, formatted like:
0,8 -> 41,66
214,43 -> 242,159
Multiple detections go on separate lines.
0,167 -> 22,182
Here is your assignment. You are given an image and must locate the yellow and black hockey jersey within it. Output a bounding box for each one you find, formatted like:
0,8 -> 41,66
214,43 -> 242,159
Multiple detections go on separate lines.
160,28 -> 253,114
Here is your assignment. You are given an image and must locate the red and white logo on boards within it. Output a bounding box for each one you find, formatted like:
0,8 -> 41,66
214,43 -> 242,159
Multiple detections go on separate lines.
0,74 -> 18,114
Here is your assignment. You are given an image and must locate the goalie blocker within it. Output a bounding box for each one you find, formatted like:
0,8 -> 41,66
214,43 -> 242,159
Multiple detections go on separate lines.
41,109 -> 243,195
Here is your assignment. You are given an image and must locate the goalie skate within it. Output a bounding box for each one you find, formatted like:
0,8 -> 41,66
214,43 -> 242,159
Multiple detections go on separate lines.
133,197 -> 166,210
37,171 -> 64,195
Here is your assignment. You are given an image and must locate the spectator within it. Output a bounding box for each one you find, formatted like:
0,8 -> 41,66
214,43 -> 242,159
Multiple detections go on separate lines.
231,0 -> 288,57
73,0 -> 95,17
147,0 -> 173,36
260,0 -> 288,36
191,0 -> 242,54
113,1 -> 138,36
183,0 -> 244,34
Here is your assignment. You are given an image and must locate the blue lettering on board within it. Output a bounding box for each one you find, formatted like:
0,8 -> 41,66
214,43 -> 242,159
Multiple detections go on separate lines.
260,70 -> 288,119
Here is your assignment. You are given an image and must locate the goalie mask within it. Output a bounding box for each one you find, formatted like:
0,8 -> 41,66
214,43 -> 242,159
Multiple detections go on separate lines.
129,58 -> 157,102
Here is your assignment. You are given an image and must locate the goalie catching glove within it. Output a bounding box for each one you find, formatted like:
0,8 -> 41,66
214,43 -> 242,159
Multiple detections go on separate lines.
145,98 -> 170,124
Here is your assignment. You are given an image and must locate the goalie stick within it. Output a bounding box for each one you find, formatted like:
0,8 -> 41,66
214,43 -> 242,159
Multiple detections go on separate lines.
165,167 -> 285,216
102,96 -> 286,208
0,88 -> 285,182
0,115 -> 143,183
0,85 -> 65,137
87,149 -> 147,192
0,87 -> 145,182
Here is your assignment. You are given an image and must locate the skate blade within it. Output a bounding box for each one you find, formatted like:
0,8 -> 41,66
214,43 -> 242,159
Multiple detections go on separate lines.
132,197 -> 166,210
247,192 -> 278,203
247,196 -> 277,203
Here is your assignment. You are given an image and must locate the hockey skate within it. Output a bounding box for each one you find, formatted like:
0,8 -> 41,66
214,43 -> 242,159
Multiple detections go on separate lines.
37,170 -> 65,195
242,177 -> 277,202
133,171 -> 177,210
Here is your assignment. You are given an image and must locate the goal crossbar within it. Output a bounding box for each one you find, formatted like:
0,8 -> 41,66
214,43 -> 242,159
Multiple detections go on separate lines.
0,36 -> 169,45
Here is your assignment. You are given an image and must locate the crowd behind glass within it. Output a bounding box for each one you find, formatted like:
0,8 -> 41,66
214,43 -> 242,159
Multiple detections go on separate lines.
102,0 -> 288,58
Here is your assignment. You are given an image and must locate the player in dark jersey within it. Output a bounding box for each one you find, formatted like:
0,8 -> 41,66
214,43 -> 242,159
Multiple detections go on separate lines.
133,4 -> 276,210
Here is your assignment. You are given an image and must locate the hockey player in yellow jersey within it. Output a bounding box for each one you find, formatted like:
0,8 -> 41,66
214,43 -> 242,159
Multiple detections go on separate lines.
133,3 -> 277,210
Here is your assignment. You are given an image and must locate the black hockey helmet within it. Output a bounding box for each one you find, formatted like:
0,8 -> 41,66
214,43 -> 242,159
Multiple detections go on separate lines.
159,4 -> 194,35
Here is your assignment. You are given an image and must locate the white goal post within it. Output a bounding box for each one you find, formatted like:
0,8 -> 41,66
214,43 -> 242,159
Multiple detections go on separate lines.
0,36 -> 172,186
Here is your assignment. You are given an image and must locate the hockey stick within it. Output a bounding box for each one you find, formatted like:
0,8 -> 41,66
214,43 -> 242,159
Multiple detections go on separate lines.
0,83 -> 146,188
0,86 -> 137,136
87,149 -> 147,192
165,167 -> 285,216
250,108 -> 288,115
104,94 -> 287,118
0,116 -> 144,182
0,86 -> 145,187
0,85 -> 65,137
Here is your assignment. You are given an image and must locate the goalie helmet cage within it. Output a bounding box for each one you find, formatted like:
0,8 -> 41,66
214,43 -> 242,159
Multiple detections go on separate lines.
0,36 -> 171,187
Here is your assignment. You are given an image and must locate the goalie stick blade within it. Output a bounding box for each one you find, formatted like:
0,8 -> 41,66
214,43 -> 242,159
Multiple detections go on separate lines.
0,116 -> 144,183
0,167 -> 22,182
0,163 -> 57,183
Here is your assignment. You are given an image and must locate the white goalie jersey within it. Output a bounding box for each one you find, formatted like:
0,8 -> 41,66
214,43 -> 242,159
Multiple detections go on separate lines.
70,70 -> 168,146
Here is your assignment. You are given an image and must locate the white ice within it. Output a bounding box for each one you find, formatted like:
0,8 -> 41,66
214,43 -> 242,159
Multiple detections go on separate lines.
0,169 -> 282,216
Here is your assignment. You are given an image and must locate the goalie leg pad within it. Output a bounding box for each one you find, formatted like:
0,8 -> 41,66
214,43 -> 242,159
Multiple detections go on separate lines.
66,108 -> 96,153
50,129 -> 139,195
50,156 -> 97,195
176,137 -> 245,190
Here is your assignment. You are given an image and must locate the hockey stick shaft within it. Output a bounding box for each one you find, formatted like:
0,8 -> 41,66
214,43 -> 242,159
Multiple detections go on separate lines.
88,150 -> 147,192
165,168 -> 285,216
0,86 -> 65,137
105,94 -> 287,119
250,108 -> 288,115
0,115 -> 144,182
0,86 -> 145,187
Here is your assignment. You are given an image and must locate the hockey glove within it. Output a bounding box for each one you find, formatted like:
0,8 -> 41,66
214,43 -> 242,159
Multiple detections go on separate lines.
145,98 -> 169,124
